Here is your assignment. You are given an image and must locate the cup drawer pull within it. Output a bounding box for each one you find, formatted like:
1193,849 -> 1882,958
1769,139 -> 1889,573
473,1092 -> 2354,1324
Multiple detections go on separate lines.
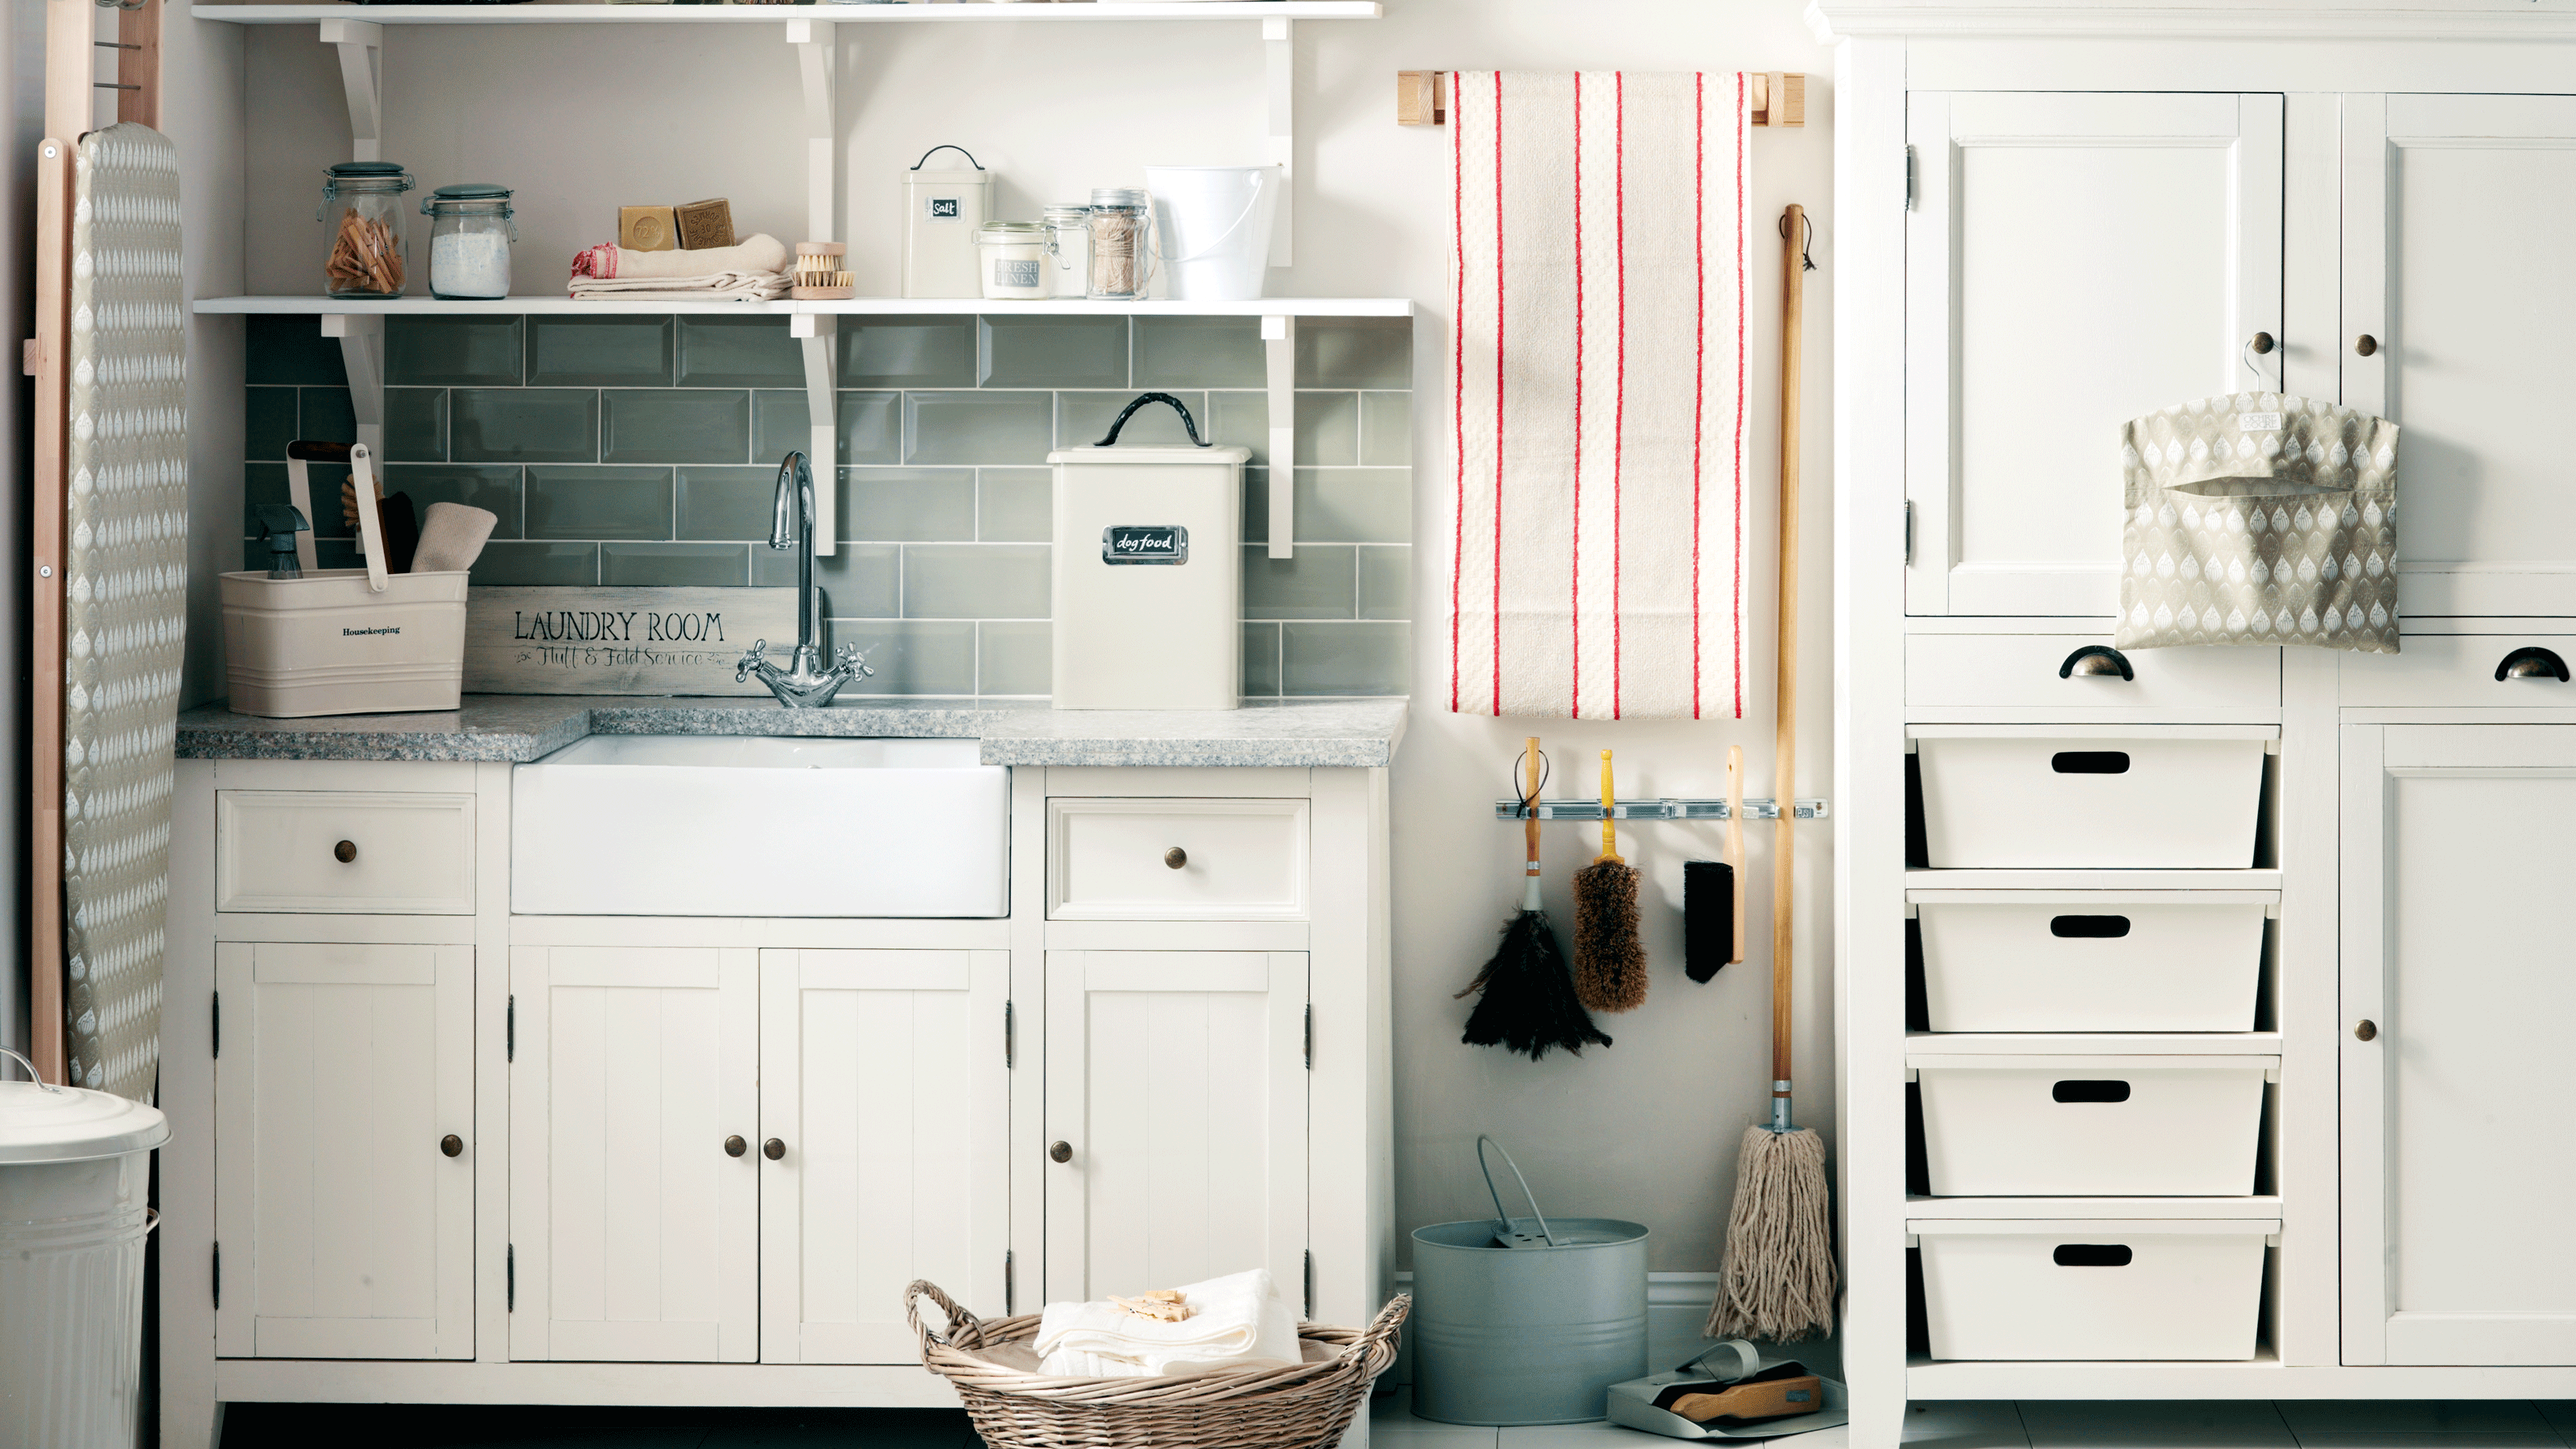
2048,914 -> 2132,939
2051,1080 -> 2132,1104
2052,1244 -> 2134,1268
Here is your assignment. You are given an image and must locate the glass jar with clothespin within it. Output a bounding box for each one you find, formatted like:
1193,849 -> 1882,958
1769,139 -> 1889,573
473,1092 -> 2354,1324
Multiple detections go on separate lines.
319,162 -> 415,299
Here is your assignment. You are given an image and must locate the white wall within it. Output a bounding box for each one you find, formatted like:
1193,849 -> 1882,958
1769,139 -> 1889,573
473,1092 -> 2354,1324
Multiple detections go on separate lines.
227,0 -> 1835,1276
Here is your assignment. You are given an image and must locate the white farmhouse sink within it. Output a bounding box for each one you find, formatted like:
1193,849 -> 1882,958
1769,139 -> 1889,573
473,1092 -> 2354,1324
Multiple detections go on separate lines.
511,736 -> 1007,917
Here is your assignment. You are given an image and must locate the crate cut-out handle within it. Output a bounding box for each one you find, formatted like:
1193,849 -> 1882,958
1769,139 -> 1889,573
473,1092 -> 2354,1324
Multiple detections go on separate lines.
2051,1080 -> 2133,1104
2050,914 -> 2132,939
2053,1245 -> 2134,1268
2050,750 -> 2131,774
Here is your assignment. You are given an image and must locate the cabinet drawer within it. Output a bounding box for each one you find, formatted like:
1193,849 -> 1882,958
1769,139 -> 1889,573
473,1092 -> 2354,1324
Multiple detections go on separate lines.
1907,635 -> 2279,710
1047,799 -> 1307,921
1914,1219 -> 2274,1361
1911,727 -> 2273,870
1912,1054 -> 2273,1197
1910,890 -> 2271,1033
2341,634 -> 2576,706
217,791 -> 476,914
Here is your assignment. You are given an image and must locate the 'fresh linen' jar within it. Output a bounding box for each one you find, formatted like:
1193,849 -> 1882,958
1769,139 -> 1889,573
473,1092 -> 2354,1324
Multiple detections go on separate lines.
421,184 -> 515,299
975,221 -> 1051,301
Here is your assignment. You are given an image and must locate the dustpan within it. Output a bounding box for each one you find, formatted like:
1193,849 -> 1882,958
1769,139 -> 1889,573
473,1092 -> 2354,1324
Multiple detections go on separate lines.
1606,1340 -> 1852,1439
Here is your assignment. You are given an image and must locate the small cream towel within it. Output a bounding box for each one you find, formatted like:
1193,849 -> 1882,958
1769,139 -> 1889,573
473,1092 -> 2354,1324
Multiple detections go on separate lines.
1035,1268 -> 1299,1378
570,232 -> 791,280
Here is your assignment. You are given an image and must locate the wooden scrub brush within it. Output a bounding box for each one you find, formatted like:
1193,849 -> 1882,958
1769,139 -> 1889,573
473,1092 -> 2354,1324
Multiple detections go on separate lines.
792,242 -> 854,300
1573,749 -> 1647,1013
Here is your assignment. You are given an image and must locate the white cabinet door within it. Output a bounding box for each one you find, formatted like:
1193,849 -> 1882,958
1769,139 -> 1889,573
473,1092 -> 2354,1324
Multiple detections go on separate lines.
759,949 -> 1010,1364
510,946 -> 758,1363
2342,725 -> 2576,1364
1044,952 -> 1308,1307
2344,94 -> 2576,616
1906,92 -> 2284,616
213,942 -> 472,1360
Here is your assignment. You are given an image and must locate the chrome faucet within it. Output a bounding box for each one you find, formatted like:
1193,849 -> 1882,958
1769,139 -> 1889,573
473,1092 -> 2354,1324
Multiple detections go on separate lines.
737,450 -> 870,708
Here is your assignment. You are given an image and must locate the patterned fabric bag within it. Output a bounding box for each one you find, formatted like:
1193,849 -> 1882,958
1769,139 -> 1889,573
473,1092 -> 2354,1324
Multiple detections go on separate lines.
2118,392 -> 2401,654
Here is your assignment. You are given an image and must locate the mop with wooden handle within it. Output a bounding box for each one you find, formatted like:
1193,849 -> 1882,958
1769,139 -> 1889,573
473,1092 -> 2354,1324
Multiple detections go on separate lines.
1709,204 -> 1836,1343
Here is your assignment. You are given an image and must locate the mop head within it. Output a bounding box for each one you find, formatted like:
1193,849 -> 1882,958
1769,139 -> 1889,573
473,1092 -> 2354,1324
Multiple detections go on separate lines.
1708,1124 -> 1838,1342
1572,857 -> 1647,1013
1458,909 -> 1613,1059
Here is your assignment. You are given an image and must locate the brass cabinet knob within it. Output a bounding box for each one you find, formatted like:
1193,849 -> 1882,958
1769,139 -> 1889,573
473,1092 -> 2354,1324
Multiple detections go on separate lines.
334,840 -> 358,864
440,1134 -> 463,1158
1164,847 -> 1187,870
763,1137 -> 786,1161
2355,1019 -> 2379,1042
2355,333 -> 2380,357
724,1135 -> 747,1158
1049,1141 -> 1073,1164
2248,331 -> 2275,355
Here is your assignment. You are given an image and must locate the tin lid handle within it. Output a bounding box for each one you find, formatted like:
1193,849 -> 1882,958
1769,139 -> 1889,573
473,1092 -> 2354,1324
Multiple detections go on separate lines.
1093,392 -> 1212,449
910,144 -> 984,172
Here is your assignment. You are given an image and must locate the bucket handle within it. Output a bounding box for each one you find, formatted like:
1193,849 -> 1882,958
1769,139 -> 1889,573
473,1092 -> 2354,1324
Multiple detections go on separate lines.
1094,392 -> 1212,449
0,1047 -> 63,1093
1161,168 -> 1272,265
350,443 -> 390,592
1476,1135 -> 1557,1248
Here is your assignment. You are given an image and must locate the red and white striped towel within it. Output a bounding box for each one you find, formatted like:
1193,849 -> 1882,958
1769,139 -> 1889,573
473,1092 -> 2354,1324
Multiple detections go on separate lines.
1447,72 -> 1752,720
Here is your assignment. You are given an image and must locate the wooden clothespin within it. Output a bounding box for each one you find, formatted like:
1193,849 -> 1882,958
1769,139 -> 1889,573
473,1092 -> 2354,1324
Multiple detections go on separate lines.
1396,71 -> 1803,127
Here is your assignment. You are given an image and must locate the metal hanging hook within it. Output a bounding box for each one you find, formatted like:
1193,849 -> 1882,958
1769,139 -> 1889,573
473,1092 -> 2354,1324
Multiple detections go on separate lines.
1507,744 -> 1551,817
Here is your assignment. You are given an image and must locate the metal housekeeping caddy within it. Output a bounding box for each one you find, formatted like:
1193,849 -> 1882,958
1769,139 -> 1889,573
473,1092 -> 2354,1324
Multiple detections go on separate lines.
904,1280 -> 1406,1449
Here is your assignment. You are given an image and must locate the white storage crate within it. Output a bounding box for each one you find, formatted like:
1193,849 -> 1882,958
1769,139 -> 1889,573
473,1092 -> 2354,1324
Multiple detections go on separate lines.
1913,1055 -> 2273,1196
1913,891 -> 2271,1032
1914,1219 -> 2276,1360
1911,726 -> 2275,869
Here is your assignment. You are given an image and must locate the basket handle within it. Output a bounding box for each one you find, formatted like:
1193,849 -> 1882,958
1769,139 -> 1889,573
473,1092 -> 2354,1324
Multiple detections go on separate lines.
350,444 -> 390,592
904,1279 -> 983,1352
1476,1136 -> 1557,1247
1350,1294 -> 1412,1377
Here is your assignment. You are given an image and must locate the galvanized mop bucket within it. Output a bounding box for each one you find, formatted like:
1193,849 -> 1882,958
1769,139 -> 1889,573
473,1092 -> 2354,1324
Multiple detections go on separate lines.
1410,1137 -> 1649,1426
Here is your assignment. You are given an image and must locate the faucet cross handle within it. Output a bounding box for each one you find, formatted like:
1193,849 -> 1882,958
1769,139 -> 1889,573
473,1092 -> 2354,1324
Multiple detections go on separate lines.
833,643 -> 874,681
736,638 -> 773,683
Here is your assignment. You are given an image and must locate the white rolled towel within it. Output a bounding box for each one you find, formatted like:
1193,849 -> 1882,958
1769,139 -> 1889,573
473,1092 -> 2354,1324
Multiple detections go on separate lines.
1035,1268 -> 1301,1379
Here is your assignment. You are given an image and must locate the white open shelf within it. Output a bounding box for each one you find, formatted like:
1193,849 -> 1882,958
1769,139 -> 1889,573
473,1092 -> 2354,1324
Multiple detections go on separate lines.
1904,1031 -> 2285,1056
193,295 -> 1415,317
188,2 -> 1381,22
1906,1195 -> 2286,1220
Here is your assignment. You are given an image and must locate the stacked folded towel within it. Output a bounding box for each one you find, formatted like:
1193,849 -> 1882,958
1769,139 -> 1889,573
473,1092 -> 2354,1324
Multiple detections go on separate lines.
1035,1268 -> 1302,1379
567,233 -> 791,303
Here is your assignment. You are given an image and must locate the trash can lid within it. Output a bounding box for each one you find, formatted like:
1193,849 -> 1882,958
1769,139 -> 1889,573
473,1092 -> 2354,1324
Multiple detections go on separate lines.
0,1069 -> 171,1166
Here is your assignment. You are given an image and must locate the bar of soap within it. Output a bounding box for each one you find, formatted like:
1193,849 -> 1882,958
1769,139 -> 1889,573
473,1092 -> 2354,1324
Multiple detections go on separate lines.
675,197 -> 736,250
619,206 -> 677,251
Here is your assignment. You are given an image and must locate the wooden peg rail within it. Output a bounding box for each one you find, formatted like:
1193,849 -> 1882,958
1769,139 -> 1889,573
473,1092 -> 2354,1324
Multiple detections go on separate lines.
1397,70 -> 1803,127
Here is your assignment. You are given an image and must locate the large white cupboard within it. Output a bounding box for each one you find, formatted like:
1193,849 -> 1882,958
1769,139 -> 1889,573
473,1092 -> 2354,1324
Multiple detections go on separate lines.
1820,2 -> 2576,1443
159,752 -> 1391,1448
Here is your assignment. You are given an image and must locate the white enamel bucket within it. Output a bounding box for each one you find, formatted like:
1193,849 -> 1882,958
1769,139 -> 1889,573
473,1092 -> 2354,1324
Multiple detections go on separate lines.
1145,164 -> 1282,301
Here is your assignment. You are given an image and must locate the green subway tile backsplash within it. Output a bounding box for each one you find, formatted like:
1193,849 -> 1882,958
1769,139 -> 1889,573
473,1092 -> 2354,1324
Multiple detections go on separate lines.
241,312 -> 1410,699
981,316 -> 1129,389
602,389 -> 749,464
676,317 -> 804,388
452,389 -> 598,464
977,621 -> 1051,696
530,316 -> 675,388
387,316 -> 524,387
526,465 -> 673,540
840,316 -> 976,390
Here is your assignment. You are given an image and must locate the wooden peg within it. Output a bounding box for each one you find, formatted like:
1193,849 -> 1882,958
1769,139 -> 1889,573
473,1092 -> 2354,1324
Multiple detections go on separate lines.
1752,72 -> 1806,128
1397,70 -> 1446,126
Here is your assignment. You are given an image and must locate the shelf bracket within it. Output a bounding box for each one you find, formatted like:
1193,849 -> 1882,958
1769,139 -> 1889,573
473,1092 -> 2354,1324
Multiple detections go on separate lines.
1265,16 -> 1293,266
791,312 -> 838,555
1264,314 -> 1294,559
786,19 -> 836,245
320,312 -> 384,458
317,19 -> 384,163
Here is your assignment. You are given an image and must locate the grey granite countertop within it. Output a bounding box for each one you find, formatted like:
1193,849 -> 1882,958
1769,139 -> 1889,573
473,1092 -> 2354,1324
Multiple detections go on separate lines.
174,696 -> 1410,769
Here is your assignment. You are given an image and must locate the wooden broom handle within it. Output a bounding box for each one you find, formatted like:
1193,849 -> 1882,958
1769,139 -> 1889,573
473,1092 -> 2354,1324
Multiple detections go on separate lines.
1773,204 -> 1804,1093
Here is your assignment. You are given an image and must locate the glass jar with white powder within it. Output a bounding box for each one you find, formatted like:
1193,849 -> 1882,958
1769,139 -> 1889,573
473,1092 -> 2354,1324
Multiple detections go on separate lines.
420,184 -> 515,300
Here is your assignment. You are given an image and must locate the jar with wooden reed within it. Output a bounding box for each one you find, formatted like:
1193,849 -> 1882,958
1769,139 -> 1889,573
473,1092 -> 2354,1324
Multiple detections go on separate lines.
319,162 -> 415,299
1085,188 -> 1153,301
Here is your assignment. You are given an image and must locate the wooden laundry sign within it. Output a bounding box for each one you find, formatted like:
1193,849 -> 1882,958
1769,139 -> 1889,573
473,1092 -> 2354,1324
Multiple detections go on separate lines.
464,587 -> 798,695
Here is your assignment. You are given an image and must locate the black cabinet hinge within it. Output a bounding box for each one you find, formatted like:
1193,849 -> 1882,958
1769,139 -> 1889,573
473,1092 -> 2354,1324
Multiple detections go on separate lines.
506,995 -> 515,1063
1303,1005 -> 1312,1071
1302,1249 -> 1314,1319
1904,145 -> 1917,209
211,991 -> 220,1059
212,1242 -> 221,1309
1004,1249 -> 1015,1317
1003,1000 -> 1014,1070
507,1243 -> 515,1312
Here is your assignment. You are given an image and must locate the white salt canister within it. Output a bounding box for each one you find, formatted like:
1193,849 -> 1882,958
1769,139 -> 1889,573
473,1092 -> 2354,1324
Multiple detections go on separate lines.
1051,394 -> 1246,710
902,144 -> 990,299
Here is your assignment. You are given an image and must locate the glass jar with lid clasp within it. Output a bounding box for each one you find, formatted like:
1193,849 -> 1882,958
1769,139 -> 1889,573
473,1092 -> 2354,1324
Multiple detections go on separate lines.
319,161 -> 415,299
421,184 -> 517,300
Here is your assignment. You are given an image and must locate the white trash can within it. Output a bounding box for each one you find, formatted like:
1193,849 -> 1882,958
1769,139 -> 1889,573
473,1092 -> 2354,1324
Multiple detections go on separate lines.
0,1049 -> 170,1449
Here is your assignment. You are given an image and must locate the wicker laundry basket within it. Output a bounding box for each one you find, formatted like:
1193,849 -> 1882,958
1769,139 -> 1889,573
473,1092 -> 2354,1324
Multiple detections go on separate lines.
905,1280 -> 1408,1449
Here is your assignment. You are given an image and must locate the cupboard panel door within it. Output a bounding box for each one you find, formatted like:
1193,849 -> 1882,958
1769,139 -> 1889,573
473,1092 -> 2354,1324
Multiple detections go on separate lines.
2342,725 -> 2576,1365
1043,952 -> 1308,1308
758,950 -> 1009,1365
213,942 -> 472,1360
509,946 -> 758,1364
2345,94 -> 2576,616
1906,92 -> 2284,617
